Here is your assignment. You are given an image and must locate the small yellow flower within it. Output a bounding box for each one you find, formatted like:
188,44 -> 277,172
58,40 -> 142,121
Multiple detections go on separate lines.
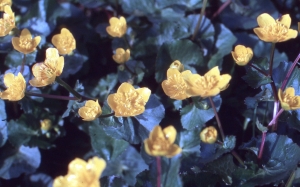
169,60 -> 184,72
29,48 -> 64,87
12,28 -> 41,54
0,0 -> 11,11
112,48 -> 130,64
161,68 -> 192,100
78,100 -> 102,121
253,13 -> 298,43
185,66 -> 231,98
106,16 -> 127,38
107,82 -> 151,117
231,45 -> 253,66
51,28 -> 76,55
278,87 -> 300,110
144,125 -> 182,158
200,126 -> 218,144
0,72 -> 26,101
40,119 -> 52,131
53,156 -> 106,187
0,5 -> 15,37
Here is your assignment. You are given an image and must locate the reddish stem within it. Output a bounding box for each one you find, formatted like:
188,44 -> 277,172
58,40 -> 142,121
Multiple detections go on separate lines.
258,131 -> 266,162
212,0 -> 231,19
281,53 -> 300,90
26,92 -> 78,100
156,156 -> 161,187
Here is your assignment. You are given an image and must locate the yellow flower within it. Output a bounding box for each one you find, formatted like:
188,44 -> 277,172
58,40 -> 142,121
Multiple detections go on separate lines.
0,0 -> 11,11
278,87 -> 300,110
0,5 -> 15,37
106,16 -> 127,38
51,28 -> 76,55
200,126 -> 218,144
231,45 -> 253,66
78,100 -> 102,121
40,119 -> 52,131
185,66 -> 231,98
112,48 -> 130,64
107,82 -> 151,117
29,48 -> 64,87
144,125 -> 182,158
253,13 -> 298,43
169,60 -> 184,72
0,72 -> 26,101
53,157 -> 106,187
161,68 -> 192,100
12,28 -> 41,54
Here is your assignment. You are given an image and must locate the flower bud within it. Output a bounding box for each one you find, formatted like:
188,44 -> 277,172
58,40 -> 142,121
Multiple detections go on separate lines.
169,60 -> 184,72
200,126 -> 218,144
231,45 -> 253,66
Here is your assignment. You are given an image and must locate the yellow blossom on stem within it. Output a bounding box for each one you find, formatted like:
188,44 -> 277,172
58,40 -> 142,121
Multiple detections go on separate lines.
169,60 -> 184,72
278,87 -> 300,110
144,125 -> 182,158
0,0 -> 11,11
106,16 -> 127,38
161,68 -> 192,100
12,28 -> 41,54
112,48 -> 130,64
231,45 -> 253,66
107,82 -> 151,117
0,5 -> 15,37
253,13 -> 298,43
52,28 -> 76,55
40,119 -> 52,131
0,72 -> 26,101
29,48 -> 64,87
185,66 -> 231,98
200,126 -> 218,144
53,157 -> 106,187
78,100 -> 102,121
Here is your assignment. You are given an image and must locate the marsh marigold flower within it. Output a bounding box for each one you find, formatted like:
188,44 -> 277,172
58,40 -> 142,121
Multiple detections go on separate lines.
0,0 -> 11,11
52,28 -> 76,55
40,119 -> 52,131
29,48 -> 64,87
0,72 -> 26,101
0,5 -> 15,37
278,87 -> 300,110
231,45 -> 253,66
12,28 -> 41,54
169,60 -> 184,72
200,126 -> 218,144
253,13 -> 298,43
106,16 -> 127,38
78,100 -> 102,121
107,82 -> 151,117
186,66 -> 231,98
53,156 -> 106,187
113,48 -> 130,64
162,68 -> 192,100
144,125 -> 182,158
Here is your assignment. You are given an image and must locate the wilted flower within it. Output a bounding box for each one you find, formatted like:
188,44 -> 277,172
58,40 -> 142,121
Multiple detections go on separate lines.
29,48 -> 64,87
253,13 -> 298,43
112,48 -> 130,64
0,5 -> 15,37
53,157 -> 106,187
144,125 -> 182,158
40,119 -> 52,131
278,87 -> 300,110
0,72 -> 26,101
0,0 -> 11,11
52,28 -> 76,55
169,60 -> 184,72
186,66 -> 231,98
12,28 -> 41,54
161,68 -> 192,100
200,126 -> 218,144
106,16 -> 127,38
231,45 -> 253,66
107,82 -> 151,117
78,100 -> 102,121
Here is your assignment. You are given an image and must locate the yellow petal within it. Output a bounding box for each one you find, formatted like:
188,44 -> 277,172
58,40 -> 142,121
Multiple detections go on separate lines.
162,125 -> 177,144
285,29 -> 298,41
87,157 -> 106,178
20,28 -> 33,40
46,48 -> 59,59
253,28 -> 275,42
107,94 -> 117,111
11,37 -> 22,53
165,144 -> 182,158
3,73 -> 15,87
278,88 -> 284,103
117,82 -> 134,93
136,87 -> 151,103
143,139 -> 153,156
150,125 -> 164,140
68,158 -> 86,173
285,87 -> 295,96
257,13 -> 276,27
279,14 -> 291,28
217,74 -> 231,91
205,66 -> 220,77
56,56 -> 64,76
29,77 -> 49,87
33,36 -> 41,46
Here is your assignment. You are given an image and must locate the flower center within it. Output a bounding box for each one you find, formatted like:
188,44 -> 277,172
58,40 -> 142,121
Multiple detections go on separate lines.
165,74 -> 187,97
236,52 -> 251,62
83,107 -> 98,118
19,38 -> 34,50
283,94 -> 299,106
112,22 -> 124,33
152,137 -> 170,151
59,37 -> 75,51
198,75 -> 218,90
264,22 -> 288,40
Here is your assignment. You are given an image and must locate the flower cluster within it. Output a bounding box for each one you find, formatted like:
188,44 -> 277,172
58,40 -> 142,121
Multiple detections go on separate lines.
12,28 -> 41,54
53,157 -> 106,187
278,87 -> 300,110
231,45 -> 253,66
0,5 -> 15,37
113,48 -> 130,64
52,28 -> 76,55
0,0 -> 11,11
106,16 -> 127,38
144,125 -> 182,158
200,126 -> 218,144
0,72 -> 26,101
78,100 -> 102,121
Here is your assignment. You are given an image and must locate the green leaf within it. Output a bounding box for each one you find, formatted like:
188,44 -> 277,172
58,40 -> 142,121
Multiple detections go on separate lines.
256,119 -> 268,132
180,96 -> 222,130
178,129 -> 201,156
155,39 -> 204,82
161,156 -> 183,187
121,0 -> 157,15
5,50 -> 37,68
60,52 -> 88,78
118,60 -> 145,84
252,57 -> 269,71
242,66 -> 272,88
0,100 -> 7,147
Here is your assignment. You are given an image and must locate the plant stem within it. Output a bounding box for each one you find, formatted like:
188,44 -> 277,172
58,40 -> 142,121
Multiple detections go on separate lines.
26,92 -> 78,100
268,108 -> 284,127
231,150 -> 245,167
285,169 -> 296,187
268,43 -> 276,77
281,53 -> 300,90
257,131 -> 266,162
209,97 -> 225,141
191,0 -> 207,41
55,77 -> 82,101
99,112 -> 115,118
156,156 -> 161,187
123,36 -> 131,50
212,0 -> 231,19
249,64 -> 268,77
20,54 -> 26,74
